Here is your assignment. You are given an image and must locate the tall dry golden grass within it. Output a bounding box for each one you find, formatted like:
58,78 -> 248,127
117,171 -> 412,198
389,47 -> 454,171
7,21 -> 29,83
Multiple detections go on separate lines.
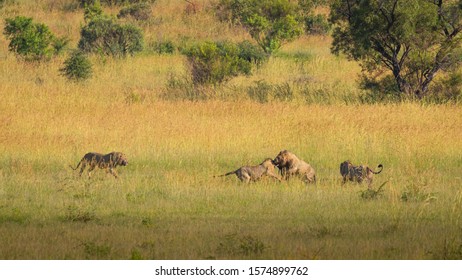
0,0 -> 461,259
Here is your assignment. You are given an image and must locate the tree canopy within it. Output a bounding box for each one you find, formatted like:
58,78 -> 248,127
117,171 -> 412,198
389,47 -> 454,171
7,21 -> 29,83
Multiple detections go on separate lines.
330,0 -> 462,99
217,0 -> 304,54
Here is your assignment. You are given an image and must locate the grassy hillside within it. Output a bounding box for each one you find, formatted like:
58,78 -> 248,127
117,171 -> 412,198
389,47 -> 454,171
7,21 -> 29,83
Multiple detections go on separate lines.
0,0 -> 461,259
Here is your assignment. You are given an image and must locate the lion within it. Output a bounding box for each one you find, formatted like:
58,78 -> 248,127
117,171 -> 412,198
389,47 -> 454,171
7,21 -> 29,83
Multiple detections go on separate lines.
70,152 -> 128,179
272,150 -> 316,183
216,158 -> 282,183
340,160 -> 383,188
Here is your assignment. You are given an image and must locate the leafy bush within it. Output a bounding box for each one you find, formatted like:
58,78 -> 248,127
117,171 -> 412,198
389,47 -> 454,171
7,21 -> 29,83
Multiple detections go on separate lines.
3,16 -> 68,61
83,0 -> 103,22
117,2 -> 151,21
60,50 -> 93,81
149,39 -> 176,54
216,0 -> 304,54
78,15 -> 143,57
184,40 -> 262,85
305,14 -> 330,35
237,40 -> 267,65
425,72 -> 462,104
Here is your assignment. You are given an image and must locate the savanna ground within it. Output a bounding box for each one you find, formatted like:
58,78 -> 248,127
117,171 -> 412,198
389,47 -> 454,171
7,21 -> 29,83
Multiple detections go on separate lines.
1,0 -> 462,259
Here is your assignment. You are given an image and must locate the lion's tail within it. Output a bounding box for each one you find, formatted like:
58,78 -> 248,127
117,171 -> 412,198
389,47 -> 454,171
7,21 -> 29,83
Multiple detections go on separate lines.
69,160 -> 82,170
214,170 -> 237,178
371,164 -> 383,174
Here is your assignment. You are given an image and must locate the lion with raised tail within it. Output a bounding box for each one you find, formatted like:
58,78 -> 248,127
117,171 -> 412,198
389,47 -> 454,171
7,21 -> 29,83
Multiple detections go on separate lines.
340,160 -> 383,188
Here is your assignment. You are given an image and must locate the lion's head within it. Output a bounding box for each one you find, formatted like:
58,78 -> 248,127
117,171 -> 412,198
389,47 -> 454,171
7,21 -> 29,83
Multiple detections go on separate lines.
113,152 -> 128,166
273,150 -> 291,168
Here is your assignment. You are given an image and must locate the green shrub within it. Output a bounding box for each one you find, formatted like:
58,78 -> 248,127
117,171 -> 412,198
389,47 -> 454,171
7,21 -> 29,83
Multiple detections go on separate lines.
3,16 -> 68,61
424,72 -> 462,104
78,15 -> 143,57
305,14 -> 330,35
117,2 -> 151,21
237,40 -> 267,65
83,0 -> 103,22
149,39 -> 176,54
184,40 -> 262,85
60,50 -> 93,81
52,36 -> 71,55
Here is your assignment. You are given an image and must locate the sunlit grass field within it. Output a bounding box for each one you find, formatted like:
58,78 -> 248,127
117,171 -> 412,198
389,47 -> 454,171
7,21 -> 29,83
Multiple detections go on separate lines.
0,0 -> 462,259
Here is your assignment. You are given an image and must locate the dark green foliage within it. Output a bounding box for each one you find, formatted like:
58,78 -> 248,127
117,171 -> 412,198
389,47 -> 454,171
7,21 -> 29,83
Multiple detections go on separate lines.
330,0 -> 462,99
216,0 -> 304,54
184,40 -> 262,85
304,14 -> 330,35
117,2 -> 151,21
3,16 -> 68,61
78,15 -> 144,57
237,40 -> 268,65
149,39 -> 176,54
427,72 -> 462,103
60,50 -> 93,81
83,0 -> 103,22
52,36 -> 71,55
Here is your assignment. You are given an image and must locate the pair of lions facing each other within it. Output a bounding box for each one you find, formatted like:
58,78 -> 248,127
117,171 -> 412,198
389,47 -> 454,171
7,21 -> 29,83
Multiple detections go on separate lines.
218,150 -> 316,184
70,152 -> 128,179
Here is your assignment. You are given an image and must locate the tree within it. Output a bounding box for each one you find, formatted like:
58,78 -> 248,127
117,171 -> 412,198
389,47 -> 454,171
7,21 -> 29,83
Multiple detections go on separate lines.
3,16 -> 67,61
217,0 -> 304,54
330,0 -> 462,99
78,2 -> 143,57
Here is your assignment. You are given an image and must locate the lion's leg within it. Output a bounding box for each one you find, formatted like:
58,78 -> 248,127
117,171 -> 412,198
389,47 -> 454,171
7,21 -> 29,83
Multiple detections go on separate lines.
241,173 -> 251,183
109,168 -> 118,179
267,171 -> 282,182
87,164 -> 96,179
280,168 -> 291,180
303,174 -> 315,184
79,161 -> 87,177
